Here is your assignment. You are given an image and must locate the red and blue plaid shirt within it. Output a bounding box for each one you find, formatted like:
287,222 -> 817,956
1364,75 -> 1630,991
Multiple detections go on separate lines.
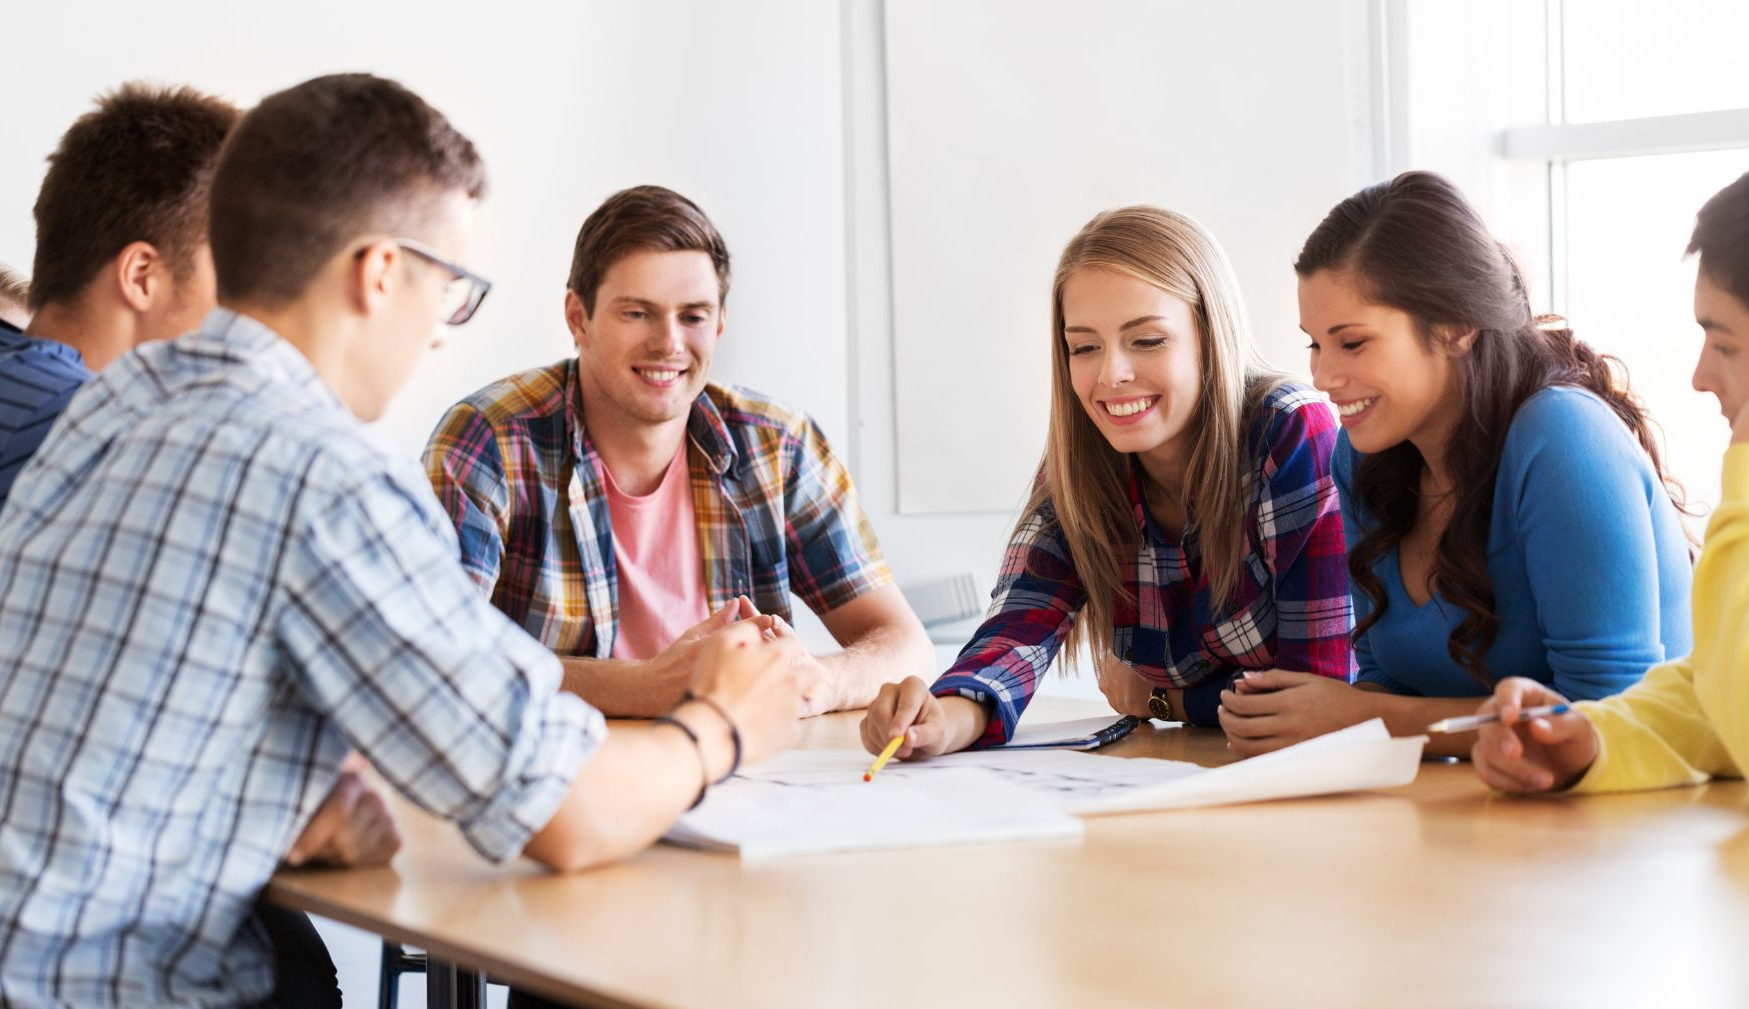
423,359 -> 892,656
934,384 -> 1354,744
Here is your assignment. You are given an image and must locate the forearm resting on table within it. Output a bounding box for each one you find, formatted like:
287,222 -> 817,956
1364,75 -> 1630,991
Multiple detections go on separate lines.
558,655 -> 680,718
816,621 -> 936,712
522,717 -> 727,873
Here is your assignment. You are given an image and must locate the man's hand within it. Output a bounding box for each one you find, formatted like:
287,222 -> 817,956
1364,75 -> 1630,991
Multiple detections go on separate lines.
639,598 -> 761,711
285,758 -> 400,868
746,608 -> 838,717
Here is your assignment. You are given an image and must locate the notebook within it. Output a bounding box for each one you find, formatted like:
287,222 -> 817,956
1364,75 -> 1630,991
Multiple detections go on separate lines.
1003,714 -> 1141,750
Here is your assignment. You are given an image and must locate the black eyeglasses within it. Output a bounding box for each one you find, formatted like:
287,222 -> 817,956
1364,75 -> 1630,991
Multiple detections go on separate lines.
393,238 -> 492,326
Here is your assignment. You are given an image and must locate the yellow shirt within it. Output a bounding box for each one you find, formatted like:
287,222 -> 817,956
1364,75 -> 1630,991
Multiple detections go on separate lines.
1572,443 -> 1748,793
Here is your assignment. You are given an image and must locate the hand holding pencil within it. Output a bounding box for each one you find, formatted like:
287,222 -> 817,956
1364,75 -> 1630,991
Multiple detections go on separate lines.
1468,677 -> 1599,794
858,676 -> 990,764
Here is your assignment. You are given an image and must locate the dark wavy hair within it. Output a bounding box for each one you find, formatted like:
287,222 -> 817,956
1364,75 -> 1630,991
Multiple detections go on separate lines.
1294,171 -> 1685,686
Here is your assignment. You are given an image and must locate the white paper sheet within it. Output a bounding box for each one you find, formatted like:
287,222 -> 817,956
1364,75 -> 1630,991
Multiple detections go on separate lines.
664,767 -> 1083,858
740,745 -> 1203,805
1071,719 -> 1427,815
672,718 -> 1427,856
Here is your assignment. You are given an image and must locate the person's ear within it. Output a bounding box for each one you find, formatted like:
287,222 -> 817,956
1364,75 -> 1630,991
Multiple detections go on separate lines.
564,289 -> 590,353
1440,325 -> 1479,357
113,242 -> 164,313
349,238 -> 400,316
714,304 -> 726,341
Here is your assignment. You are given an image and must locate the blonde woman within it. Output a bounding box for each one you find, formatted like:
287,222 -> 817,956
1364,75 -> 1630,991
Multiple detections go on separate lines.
862,207 -> 1354,758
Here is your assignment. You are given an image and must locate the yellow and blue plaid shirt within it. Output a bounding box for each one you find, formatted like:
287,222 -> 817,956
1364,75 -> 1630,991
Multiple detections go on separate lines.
423,359 -> 892,655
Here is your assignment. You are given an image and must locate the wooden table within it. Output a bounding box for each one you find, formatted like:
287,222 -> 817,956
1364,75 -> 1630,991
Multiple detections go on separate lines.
267,699 -> 1749,1009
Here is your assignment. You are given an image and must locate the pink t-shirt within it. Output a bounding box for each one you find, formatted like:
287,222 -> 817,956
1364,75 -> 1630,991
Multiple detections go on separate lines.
602,444 -> 711,661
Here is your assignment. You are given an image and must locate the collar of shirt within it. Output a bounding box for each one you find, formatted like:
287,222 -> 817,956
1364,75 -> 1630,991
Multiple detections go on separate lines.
190,307 -> 350,417
1127,459 -> 1203,551
0,318 -> 88,370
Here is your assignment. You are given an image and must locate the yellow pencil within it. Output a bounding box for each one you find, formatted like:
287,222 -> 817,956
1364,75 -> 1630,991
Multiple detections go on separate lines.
863,735 -> 905,782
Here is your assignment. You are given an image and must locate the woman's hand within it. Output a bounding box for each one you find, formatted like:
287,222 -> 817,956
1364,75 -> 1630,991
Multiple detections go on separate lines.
1095,652 -> 1158,719
1470,678 -> 1598,793
859,676 -> 988,760
1216,671 -> 1377,756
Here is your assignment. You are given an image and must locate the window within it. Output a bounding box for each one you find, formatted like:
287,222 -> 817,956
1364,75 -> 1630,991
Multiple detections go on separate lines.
1495,0 -> 1749,525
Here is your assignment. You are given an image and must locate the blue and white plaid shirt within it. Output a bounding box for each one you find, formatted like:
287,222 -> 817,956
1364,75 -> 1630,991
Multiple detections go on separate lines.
0,309 -> 604,1009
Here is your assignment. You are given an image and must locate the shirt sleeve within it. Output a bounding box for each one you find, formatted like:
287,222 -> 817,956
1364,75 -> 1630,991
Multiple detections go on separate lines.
783,413 -> 894,613
275,463 -> 605,862
1255,398 -> 1355,682
1572,442 -> 1749,791
1504,392 -> 1685,701
931,502 -> 1083,747
422,401 -> 510,596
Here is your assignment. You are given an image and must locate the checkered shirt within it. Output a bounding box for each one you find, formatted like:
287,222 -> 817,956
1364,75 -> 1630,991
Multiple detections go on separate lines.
933,384 -> 1355,745
422,359 -> 891,655
0,309 -> 602,1008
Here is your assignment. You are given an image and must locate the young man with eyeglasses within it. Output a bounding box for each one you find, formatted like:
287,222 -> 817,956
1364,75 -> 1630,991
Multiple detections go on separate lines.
0,81 -> 402,1009
0,74 -> 812,1009
424,185 -> 935,720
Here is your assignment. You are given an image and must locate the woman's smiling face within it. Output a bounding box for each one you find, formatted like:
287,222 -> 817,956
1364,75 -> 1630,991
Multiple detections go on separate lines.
1061,266 -> 1203,463
1300,267 -> 1466,456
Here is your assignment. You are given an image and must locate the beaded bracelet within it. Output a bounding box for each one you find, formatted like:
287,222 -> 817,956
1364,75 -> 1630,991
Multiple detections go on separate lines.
683,691 -> 743,783
651,714 -> 710,810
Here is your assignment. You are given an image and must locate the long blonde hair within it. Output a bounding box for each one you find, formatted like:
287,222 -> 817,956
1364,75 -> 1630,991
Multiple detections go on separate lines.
1028,206 -> 1289,671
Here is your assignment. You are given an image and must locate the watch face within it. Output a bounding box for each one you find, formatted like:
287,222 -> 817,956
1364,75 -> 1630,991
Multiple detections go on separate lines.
1147,694 -> 1171,720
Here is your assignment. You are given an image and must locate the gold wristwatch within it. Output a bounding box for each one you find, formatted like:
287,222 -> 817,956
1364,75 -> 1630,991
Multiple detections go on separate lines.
1147,687 -> 1174,722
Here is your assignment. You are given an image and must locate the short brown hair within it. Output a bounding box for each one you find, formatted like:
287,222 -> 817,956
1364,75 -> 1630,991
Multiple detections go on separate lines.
29,82 -> 239,311
1688,170 -> 1749,308
566,186 -> 731,314
209,74 -> 486,305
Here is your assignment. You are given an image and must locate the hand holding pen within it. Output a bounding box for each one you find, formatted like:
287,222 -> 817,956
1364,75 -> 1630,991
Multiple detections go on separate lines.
1465,677 -> 1599,794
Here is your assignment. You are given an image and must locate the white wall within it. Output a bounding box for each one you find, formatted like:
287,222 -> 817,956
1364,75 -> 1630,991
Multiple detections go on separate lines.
881,0 -> 1377,515
0,0 -> 851,461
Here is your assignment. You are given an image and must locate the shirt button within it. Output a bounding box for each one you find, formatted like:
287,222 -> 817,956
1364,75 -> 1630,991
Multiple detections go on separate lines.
1124,648 -> 1135,661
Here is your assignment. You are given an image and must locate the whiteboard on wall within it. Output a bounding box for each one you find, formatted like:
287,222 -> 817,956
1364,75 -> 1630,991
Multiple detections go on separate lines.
884,0 -> 1373,514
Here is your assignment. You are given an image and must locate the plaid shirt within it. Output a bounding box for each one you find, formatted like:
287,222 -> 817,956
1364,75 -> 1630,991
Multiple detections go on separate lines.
0,310 -> 602,1008
934,384 -> 1354,745
423,359 -> 891,656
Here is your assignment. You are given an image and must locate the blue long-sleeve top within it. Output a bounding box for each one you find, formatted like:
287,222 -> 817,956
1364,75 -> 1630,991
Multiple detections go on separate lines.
1335,386 -> 1692,700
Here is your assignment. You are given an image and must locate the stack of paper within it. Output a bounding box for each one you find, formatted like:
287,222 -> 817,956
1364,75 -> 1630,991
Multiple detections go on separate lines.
663,718 -> 1426,858
665,767 -> 1082,859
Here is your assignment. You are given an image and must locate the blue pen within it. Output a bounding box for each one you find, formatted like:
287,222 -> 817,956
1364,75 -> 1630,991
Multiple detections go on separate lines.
1426,703 -> 1572,734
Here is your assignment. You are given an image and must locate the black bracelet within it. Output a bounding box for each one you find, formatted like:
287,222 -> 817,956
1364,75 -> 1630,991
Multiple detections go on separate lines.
683,691 -> 743,783
651,714 -> 709,810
